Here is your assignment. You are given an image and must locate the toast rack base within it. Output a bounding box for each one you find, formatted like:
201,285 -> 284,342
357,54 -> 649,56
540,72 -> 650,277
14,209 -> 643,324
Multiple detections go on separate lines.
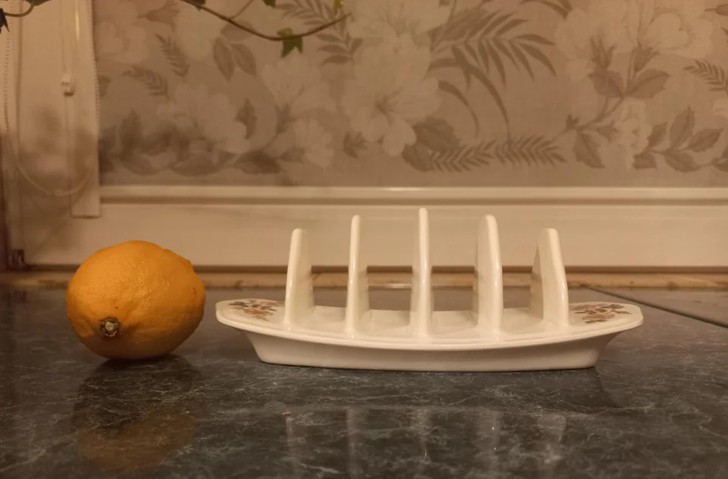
245,331 -> 619,372
217,300 -> 642,372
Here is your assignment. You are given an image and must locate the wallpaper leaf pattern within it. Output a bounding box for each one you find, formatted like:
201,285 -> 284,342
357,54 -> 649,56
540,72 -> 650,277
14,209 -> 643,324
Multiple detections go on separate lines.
95,0 -> 728,186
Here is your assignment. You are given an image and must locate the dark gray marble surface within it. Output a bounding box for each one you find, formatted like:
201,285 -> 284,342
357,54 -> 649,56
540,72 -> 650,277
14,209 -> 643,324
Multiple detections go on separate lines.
597,288 -> 728,327
1,288 -> 727,479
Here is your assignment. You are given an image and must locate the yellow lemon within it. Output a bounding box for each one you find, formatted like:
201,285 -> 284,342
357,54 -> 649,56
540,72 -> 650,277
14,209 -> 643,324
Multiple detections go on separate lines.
66,241 -> 205,360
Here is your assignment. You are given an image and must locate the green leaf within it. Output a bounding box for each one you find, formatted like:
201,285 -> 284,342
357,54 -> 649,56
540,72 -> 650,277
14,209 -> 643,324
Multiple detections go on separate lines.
402,143 -> 434,171
669,107 -> 695,148
278,29 -> 303,57
663,149 -> 698,172
281,37 -> 303,57
647,122 -> 667,148
633,151 -> 656,169
573,132 -> 603,168
0,9 -> 9,34
413,118 -> 460,152
686,129 -> 722,153
333,0 -> 344,11
627,69 -> 669,99
589,69 -> 624,97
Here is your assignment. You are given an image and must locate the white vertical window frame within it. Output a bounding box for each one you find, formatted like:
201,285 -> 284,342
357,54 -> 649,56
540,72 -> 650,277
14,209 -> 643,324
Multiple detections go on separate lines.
1,0 -> 26,253
61,0 -> 101,218
0,0 -> 100,260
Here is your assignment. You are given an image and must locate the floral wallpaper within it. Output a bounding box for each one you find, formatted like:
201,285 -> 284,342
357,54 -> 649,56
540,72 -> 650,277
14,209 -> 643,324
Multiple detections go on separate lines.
96,0 -> 728,187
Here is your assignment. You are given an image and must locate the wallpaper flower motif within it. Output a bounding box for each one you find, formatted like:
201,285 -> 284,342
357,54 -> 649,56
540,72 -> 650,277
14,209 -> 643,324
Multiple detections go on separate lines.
291,119 -> 335,167
624,0 -> 714,58
554,0 -> 631,81
347,0 -> 450,43
260,53 -> 336,118
96,0 -> 728,186
610,99 -> 653,163
157,83 -> 250,162
342,35 -> 441,156
94,0 -> 159,64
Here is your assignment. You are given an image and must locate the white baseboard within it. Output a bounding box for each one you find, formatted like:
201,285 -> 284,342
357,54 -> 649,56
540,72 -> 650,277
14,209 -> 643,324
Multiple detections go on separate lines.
22,186 -> 728,268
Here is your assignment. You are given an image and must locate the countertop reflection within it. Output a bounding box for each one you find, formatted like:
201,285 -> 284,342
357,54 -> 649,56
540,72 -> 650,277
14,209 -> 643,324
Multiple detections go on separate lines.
1,288 -> 727,478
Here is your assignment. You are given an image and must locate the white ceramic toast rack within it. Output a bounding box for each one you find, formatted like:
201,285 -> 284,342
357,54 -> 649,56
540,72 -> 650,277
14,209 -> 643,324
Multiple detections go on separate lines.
217,208 -> 643,372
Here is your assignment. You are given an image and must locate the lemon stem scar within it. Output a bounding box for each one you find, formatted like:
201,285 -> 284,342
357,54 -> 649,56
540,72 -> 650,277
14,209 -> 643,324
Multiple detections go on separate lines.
100,318 -> 120,338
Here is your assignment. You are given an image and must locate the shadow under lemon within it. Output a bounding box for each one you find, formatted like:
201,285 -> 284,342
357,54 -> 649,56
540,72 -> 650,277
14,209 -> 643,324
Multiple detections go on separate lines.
72,356 -> 204,472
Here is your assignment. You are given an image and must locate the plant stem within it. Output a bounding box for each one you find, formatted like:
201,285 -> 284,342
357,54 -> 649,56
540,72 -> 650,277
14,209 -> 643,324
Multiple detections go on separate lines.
178,0 -> 349,42
3,1 -> 34,18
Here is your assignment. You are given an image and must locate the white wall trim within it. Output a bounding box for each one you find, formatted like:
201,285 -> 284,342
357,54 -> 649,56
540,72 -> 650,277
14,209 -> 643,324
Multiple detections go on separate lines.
19,186 -> 728,268
101,186 -> 728,205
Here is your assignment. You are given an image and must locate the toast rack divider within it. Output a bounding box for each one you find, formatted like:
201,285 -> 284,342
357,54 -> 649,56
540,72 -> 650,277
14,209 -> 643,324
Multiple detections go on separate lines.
283,228 -> 314,330
283,207 -> 571,338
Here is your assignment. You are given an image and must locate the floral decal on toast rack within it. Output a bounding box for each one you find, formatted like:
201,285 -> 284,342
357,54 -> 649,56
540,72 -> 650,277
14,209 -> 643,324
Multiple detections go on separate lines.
230,299 -> 284,321
570,303 -> 631,324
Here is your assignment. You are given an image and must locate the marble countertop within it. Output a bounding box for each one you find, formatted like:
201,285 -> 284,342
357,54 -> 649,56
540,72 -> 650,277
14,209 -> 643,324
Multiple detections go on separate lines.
1,288 -> 727,478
